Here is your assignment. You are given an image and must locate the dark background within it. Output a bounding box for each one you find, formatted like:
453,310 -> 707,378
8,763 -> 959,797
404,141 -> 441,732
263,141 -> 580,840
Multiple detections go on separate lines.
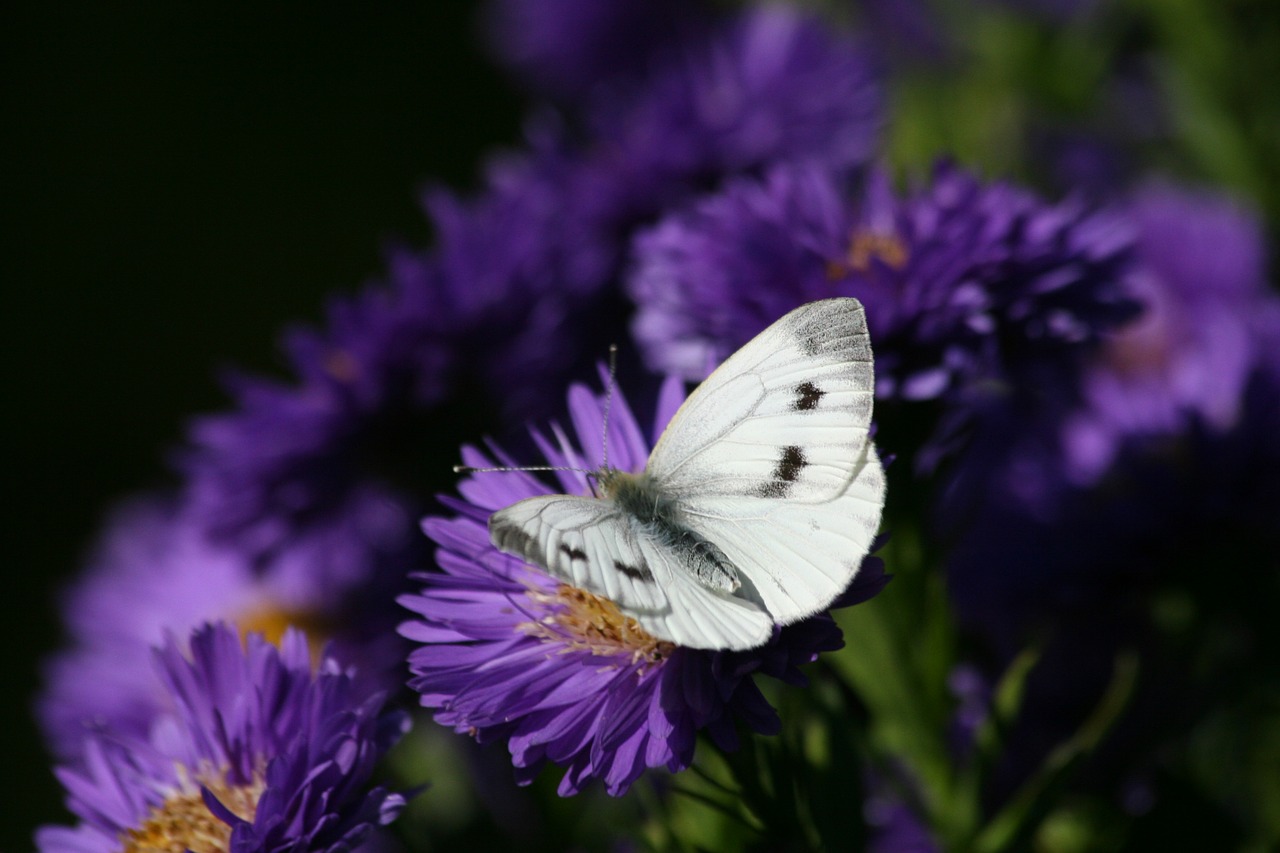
3,3 -> 518,845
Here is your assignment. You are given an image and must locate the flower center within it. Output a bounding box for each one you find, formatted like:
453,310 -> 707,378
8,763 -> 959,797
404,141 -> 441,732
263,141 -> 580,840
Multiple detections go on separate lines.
523,584 -> 675,665
323,348 -> 361,383
120,768 -> 264,853
828,230 -> 909,278
1101,307 -> 1172,377
236,605 -> 331,668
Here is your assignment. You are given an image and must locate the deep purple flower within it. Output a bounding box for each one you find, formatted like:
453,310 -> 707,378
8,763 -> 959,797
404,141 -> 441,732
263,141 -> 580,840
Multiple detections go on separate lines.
430,5 -> 884,416
39,494 -> 412,759
593,5 -> 881,193
399,374 -> 888,796
37,622 -> 409,853
630,161 -> 1137,405
483,0 -> 700,100
1062,182 -> 1276,483
181,272 -> 445,574
942,185 -> 1278,634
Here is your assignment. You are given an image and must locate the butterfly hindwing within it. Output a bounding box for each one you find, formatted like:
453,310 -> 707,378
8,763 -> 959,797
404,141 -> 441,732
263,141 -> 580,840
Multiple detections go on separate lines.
489,494 -> 773,650
647,298 -> 875,504
489,495 -> 666,611
629,532 -> 774,650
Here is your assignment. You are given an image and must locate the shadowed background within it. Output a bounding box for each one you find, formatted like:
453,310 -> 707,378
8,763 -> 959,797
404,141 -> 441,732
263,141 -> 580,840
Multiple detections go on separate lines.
3,4 -> 516,847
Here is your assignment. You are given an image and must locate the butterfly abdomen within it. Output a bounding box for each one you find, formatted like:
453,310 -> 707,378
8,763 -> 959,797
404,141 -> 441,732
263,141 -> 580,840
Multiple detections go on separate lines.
605,471 -> 741,594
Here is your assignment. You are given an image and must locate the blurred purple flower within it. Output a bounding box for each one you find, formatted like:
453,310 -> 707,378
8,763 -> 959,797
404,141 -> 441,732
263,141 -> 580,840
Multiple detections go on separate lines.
944,185 -> 1280,634
39,493 -> 415,759
593,5 -> 881,191
865,784 -> 941,853
483,0 -> 700,100
629,161 -> 1137,406
441,4 -> 884,415
1063,182 -> 1275,483
37,622 -> 409,853
399,374 -> 888,796
181,273 -> 445,575
948,664 -> 993,760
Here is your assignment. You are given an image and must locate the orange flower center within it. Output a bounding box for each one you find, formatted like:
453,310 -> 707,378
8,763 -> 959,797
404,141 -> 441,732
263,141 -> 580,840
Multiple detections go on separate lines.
828,230 -> 909,278
522,584 -> 675,665
120,766 -> 264,853
235,605 -> 331,669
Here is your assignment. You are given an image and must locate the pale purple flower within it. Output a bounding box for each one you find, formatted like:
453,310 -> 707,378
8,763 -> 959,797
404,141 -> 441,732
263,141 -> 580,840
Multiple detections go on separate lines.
37,623 -> 409,853
39,493 -> 414,759
1063,182 -> 1276,483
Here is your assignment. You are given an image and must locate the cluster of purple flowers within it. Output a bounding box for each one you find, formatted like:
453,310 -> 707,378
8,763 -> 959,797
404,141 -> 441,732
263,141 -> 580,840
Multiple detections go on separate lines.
38,623 -> 408,852
38,1 -> 893,842
629,160 -> 1137,408
33,0 -> 1280,848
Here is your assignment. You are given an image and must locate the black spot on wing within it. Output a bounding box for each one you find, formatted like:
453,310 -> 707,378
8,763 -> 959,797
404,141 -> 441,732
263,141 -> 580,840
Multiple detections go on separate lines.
777,445 -> 806,481
793,381 -> 825,411
559,544 -> 587,562
613,559 -> 654,582
756,445 -> 808,498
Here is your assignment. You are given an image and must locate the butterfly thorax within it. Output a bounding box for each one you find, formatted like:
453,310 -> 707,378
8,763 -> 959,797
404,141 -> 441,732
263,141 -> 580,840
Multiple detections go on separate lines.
596,468 -> 742,594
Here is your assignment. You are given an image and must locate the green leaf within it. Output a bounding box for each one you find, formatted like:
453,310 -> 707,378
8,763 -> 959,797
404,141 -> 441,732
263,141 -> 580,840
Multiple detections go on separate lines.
972,652 -> 1140,853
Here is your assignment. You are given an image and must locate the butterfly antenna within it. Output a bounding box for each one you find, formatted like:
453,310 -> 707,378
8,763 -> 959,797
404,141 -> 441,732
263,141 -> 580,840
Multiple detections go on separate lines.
600,343 -> 618,470
453,464 -> 589,475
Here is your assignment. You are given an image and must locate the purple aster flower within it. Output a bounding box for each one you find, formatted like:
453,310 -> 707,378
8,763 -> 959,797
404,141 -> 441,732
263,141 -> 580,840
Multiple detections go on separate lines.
39,493 -> 413,759
629,161 -> 1137,406
181,273 -> 445,575
1062,182 -> 1276,483
428,5 -> 884,416
593,5 -> 882,193
399,373 -> 888,796
37,622 -> 409,853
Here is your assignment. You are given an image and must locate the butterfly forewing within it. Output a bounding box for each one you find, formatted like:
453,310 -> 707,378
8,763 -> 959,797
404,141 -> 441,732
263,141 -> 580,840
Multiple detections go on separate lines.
646,298 -> 875,504
679,443 -> 885,622
489,495 -> 666,611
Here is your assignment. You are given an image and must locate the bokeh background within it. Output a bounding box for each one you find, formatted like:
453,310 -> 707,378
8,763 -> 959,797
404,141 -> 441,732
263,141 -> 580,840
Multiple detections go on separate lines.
5,5 -> 515,847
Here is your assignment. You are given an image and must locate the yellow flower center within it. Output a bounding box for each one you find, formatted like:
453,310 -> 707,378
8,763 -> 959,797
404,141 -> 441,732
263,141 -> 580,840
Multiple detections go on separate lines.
235,605 -> 331,669
120,768 -> 265,853
523,584 -> 675,665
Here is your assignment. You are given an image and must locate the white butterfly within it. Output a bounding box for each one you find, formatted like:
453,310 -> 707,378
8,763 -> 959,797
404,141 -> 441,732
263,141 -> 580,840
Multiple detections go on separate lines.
486,297 -> 885,651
